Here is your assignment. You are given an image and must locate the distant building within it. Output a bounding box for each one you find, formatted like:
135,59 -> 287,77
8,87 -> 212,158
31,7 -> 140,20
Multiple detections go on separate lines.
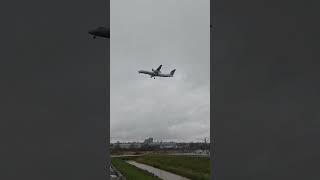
130,142 -> 142,149
160,142 -> 178,149
119,143 -> 131,149
144,138 -> 153,144
116,142 -> 143,149
194,149 -> 210,155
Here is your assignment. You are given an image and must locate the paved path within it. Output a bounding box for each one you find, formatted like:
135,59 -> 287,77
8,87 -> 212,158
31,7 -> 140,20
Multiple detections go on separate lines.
127,160 -> 190,180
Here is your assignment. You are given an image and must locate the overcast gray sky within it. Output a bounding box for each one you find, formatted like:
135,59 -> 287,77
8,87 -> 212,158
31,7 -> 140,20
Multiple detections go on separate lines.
110,0 -> 210,143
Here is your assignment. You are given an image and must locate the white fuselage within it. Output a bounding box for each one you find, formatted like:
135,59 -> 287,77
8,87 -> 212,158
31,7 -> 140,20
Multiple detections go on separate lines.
138,70 -> 173,78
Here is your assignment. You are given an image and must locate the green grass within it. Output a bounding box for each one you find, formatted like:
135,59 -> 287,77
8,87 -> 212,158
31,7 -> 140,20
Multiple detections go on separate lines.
111,157 -> 161,180
132,154 -> 210,180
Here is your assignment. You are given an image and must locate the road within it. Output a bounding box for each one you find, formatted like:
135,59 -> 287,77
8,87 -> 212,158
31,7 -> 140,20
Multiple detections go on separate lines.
127,160 -> 190,180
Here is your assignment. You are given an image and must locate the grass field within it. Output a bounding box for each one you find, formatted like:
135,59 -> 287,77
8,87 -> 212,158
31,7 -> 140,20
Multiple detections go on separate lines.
111,157 -> 161,180
131,154 -> 210,180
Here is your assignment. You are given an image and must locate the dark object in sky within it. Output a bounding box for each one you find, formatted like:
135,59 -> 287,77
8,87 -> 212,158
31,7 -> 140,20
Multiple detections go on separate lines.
138,65 -> 176,79
88,27 -> 110,39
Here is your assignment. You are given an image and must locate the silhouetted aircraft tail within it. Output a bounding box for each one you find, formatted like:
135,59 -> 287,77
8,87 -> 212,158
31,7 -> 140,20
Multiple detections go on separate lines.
170,69 -> 176,76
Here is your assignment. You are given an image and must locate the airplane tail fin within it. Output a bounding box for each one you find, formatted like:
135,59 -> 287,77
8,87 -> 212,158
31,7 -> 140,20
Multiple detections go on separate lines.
170,69 -> 176,76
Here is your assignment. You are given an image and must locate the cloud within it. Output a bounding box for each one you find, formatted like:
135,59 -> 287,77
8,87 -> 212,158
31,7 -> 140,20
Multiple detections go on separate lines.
110,0 -> 210,142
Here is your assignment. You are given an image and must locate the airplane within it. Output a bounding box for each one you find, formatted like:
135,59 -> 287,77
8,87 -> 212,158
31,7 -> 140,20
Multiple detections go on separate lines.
138,65 -> 176,79
88,26 -> 110,39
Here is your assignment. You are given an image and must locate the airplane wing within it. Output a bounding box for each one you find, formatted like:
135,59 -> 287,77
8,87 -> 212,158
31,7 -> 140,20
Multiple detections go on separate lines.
156,65 -> 162,71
